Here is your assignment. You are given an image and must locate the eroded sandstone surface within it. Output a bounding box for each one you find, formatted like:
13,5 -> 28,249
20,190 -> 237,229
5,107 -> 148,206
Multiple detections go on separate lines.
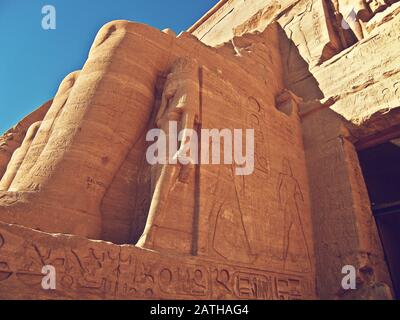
1,0 -> 399,300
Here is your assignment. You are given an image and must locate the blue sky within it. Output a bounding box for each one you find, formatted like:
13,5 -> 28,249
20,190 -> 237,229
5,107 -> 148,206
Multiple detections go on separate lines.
0,0 -> 218,134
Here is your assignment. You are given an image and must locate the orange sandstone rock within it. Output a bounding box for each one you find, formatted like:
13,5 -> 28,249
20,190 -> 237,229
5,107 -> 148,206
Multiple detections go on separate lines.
1,0 -> 399,300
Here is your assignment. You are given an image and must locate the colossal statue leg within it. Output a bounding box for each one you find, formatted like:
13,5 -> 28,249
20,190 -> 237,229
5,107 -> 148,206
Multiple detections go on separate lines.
0,99 -> 52,179
0,121 -> 42,191
9,71 -> 80,188
0,21 -> 175,239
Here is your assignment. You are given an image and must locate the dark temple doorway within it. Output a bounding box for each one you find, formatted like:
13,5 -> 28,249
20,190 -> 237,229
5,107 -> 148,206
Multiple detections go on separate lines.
358,134 -> 400,299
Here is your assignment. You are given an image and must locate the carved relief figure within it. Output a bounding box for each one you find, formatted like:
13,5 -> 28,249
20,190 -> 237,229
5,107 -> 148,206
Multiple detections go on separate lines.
277,159 -> 311,272
247,97 -> 270,175
137,57 -> 200,253
213,188 -> 252,263
239,97 -> 274,260
330,0 -> 400,49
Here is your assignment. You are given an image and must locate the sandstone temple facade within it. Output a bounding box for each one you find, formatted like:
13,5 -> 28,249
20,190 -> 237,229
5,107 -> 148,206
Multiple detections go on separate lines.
0,0 -> 399,300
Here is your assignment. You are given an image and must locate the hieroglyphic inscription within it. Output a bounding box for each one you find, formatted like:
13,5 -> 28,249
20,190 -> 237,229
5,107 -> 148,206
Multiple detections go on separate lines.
233,272 -> 273,300
159,264 -> 209,297
0,234 -> 13,281
0,225 -> 314,300
211,266 -> 307,300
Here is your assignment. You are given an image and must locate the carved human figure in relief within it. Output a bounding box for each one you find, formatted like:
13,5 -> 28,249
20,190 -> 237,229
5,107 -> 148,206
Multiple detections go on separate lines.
332,0 -> 400,47
155,57 -> 200,170
213,165 -> 255,264
137,57 -> 200,252
277,159 -> 311,272
333,0 -> 366,43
